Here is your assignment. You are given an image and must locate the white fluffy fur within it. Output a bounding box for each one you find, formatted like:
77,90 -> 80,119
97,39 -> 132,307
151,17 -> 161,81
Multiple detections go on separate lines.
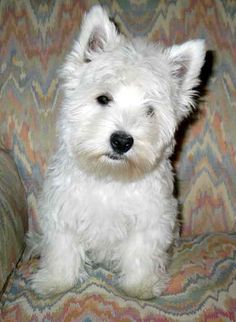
26,6 -> 205,299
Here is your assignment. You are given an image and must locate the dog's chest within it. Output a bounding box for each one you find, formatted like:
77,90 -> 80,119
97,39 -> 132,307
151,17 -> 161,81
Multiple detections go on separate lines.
74,177 -> 156,245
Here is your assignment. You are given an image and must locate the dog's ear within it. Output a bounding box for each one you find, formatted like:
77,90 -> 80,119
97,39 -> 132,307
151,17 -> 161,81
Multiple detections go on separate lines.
60,6 -> 120,88
76,5 -> 120,63
168,40 -> 205,121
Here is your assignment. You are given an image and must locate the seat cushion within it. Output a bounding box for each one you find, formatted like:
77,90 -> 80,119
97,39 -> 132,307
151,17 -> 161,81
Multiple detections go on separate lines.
0,150 -> 27,292
0,0 -> 236,239
1,232 -> 236,321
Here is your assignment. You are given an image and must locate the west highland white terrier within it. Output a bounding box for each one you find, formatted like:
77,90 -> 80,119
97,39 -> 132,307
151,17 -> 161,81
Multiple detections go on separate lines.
26,5 -> 205,299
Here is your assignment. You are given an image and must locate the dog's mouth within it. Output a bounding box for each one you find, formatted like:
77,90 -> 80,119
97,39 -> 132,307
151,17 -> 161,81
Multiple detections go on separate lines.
105,153 -> 125,161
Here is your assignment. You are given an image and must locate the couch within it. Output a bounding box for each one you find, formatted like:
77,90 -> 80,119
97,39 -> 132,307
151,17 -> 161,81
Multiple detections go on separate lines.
1,1 -> 236,321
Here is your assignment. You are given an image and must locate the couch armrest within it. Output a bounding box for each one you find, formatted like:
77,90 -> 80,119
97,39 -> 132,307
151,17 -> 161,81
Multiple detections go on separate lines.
0,149 -> 28,293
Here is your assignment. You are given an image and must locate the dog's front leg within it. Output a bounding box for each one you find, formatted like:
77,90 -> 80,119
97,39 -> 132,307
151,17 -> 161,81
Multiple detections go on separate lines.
118,231 -> 170,300
31,230 -> 88,295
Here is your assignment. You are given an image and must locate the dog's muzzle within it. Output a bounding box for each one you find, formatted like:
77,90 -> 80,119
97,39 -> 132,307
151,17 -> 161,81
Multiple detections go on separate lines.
110,131 -> 134,154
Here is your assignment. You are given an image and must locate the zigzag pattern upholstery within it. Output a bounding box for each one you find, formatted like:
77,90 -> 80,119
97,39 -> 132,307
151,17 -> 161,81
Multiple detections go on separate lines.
0,1 -> 235,320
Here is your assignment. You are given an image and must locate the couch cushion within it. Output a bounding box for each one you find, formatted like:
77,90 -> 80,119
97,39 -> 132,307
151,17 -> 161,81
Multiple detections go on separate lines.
1,232 -> 236,321
0,150 -> 27,293
0,1 -> 235,237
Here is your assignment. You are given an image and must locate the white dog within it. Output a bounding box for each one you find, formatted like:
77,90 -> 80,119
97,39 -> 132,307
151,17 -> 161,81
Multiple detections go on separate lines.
26,5 -> 205,299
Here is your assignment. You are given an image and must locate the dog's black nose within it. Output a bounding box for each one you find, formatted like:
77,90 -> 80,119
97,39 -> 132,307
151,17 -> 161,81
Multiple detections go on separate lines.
110,131 -> 134,154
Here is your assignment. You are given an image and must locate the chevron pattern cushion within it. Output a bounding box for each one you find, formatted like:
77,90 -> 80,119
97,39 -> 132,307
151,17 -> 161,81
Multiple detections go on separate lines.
0,0 -> 235,320
1,233 -> 236,321
0,0 -> 235,236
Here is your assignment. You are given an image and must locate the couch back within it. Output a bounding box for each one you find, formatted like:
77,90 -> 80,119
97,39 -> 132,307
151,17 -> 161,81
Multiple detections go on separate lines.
0,0 -> 235,236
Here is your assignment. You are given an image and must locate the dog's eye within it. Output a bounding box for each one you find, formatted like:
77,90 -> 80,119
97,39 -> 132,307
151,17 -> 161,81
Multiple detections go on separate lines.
146,106 -> 155,117
96,95 -> 112,106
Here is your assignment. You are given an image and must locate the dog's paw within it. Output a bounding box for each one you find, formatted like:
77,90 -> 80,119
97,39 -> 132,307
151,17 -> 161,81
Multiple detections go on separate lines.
31,276 -> 71,296
119,271 -> 169,300
30,268 -> 89,296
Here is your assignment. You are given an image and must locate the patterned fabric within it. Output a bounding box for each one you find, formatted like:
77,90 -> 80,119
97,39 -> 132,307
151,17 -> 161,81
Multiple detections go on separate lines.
1,233 -> 236,321
0,0 -> 235,236
0,1 -> 236,321
0,150 -> 27,291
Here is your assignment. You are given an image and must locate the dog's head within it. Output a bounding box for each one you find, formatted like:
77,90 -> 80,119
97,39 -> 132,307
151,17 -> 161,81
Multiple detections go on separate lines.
59,6 -> 205,180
